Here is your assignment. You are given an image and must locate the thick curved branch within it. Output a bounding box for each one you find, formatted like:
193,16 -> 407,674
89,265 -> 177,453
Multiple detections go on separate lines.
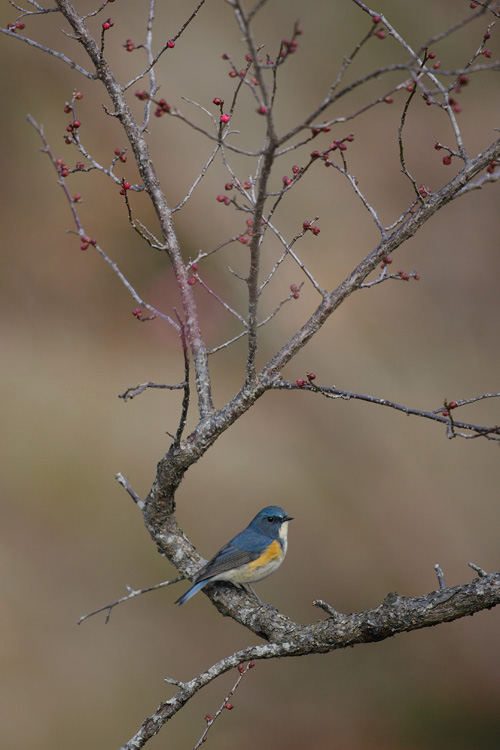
120,566 -> 500,749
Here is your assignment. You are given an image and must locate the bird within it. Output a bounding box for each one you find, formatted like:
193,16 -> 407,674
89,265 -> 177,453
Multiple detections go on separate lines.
175,505 -> 293,606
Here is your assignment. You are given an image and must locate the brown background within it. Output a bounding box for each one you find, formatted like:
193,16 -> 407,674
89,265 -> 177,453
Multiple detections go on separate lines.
2,1 -> 500,748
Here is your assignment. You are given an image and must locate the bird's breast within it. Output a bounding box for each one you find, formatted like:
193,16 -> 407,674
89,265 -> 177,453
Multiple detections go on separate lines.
234,539 -> 286,583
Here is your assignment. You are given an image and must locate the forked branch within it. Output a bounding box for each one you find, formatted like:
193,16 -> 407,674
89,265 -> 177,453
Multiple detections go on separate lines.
119,565 -> 500,749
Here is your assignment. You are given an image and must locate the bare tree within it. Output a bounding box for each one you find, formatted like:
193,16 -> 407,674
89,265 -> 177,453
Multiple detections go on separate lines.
3,0 -> 500,747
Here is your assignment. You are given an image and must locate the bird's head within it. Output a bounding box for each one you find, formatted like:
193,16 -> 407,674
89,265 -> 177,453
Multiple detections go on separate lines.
250,506 -> 293,539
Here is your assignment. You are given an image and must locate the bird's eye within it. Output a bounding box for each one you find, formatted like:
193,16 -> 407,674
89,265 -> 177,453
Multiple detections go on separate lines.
267,516 -> 274,523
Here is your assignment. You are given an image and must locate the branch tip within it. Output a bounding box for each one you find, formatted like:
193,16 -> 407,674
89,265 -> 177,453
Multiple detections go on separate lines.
434,563 -> 447,590
115,473 -> 144,508
312,599 -> 340,618
164,676 -> 186,687
469,562 -> 488,578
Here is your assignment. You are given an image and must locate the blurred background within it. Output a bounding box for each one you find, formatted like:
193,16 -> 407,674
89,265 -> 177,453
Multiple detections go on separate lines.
2,1 -> 500,748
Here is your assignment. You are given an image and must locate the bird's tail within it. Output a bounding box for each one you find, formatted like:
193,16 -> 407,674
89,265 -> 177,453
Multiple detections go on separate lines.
175,579 -> 208,606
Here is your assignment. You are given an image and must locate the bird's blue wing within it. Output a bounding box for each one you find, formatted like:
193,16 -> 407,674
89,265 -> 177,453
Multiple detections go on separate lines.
175,530 -> 263,605
193,528 -> 264,582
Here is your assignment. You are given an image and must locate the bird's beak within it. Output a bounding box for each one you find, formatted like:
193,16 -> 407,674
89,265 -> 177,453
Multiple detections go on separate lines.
284,515 -> 294,522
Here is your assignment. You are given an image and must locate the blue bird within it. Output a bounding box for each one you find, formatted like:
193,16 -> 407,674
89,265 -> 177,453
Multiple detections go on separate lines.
175,506 -> 293,606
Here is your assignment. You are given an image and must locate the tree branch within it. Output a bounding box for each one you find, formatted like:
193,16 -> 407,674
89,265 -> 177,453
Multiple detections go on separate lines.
257,138 -> 500,381
0,25 -> 96,78
77,578 -> 184,625
120,566 -> 500,748
273,382 -> 500,440
54,0 -> 214,418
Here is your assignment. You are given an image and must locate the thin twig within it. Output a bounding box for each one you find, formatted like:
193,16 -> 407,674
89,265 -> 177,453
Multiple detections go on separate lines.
206,286 -> 303,355
78,578 -> 184,625
312,599 -> 341,618
139,0 -> 156,132
434,564 -> 446,590
195,274 -> 248,327
360,268 -> 420,288
122,191 -> 164,248
115,473 -> 144,507
174,310 -> 191,446
274,381 -> 500,440
27,115 -> 179,330
469,562 -> 488,578
398,72 -> 425,202
265,219 -> 326,296
123,0 -> 207,91
193,663 -> 254,749
119,381 -> 186,401
173,143 -> 221,212
0,26 -> 96,78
